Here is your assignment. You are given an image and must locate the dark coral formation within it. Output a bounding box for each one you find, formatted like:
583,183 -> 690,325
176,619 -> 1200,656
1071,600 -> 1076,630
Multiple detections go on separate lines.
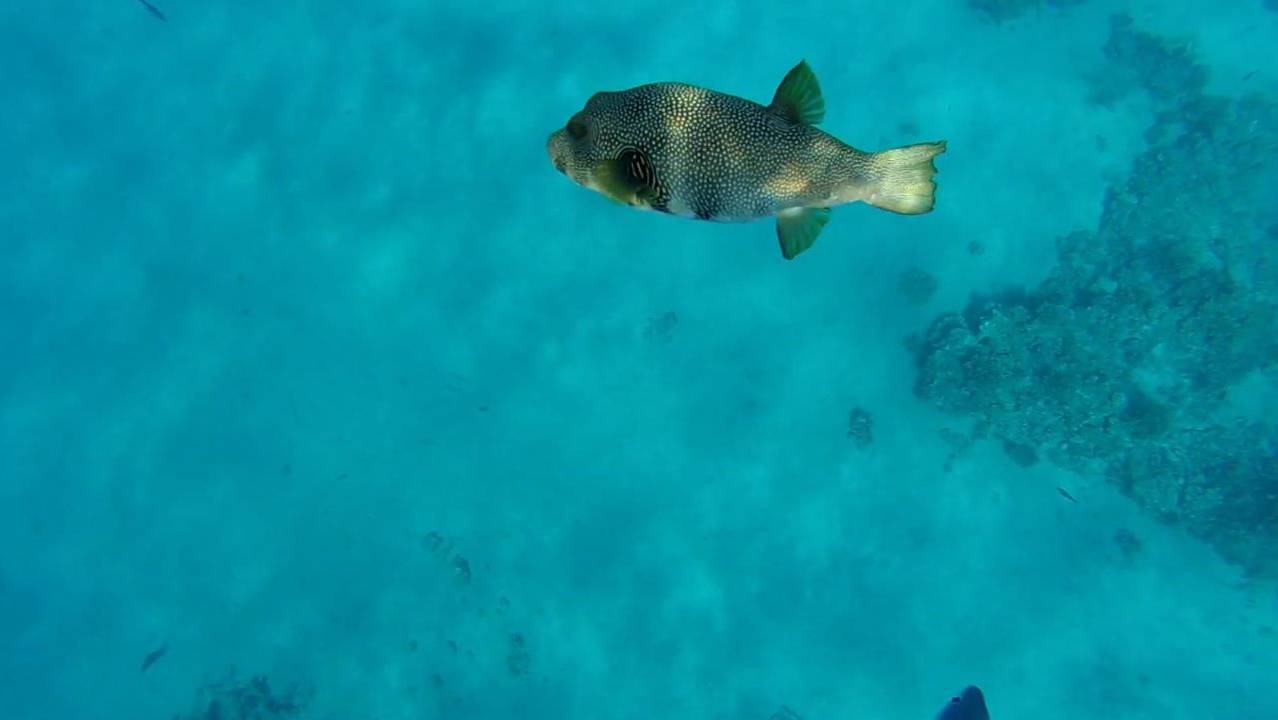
847,407 -> 874,449
1087,14 -> 1207,108
1000,437 -> 1038,468
898,266 -> 939,307
423,530 -> 473,586
1113,528 -> 1142,559
911,16 -> 1278,576
176,674 -> 310,720
644,310 -> 679,343
506,632 -> 531,676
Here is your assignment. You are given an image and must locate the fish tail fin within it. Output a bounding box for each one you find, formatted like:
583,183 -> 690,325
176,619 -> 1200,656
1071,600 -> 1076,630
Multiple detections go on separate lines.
860,140 -> 947,214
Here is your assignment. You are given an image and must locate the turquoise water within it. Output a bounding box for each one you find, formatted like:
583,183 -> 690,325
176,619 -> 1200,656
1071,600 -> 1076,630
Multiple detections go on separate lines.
2,2 -> 1277,719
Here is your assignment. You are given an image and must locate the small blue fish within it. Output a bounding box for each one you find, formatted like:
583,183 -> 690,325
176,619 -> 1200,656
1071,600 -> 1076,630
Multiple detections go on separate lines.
136,0 -> 166,21
934,686 -> 990,720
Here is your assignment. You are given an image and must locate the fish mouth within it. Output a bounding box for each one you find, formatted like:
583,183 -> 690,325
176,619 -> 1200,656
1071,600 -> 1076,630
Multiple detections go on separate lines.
546,130 -> 568,175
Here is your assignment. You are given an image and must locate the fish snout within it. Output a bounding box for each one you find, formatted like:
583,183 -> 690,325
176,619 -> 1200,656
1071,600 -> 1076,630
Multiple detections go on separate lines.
547,130 -> 568,174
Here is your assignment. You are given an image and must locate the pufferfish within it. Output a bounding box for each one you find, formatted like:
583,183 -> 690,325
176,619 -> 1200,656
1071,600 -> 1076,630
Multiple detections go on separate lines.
547,61 -> 946,260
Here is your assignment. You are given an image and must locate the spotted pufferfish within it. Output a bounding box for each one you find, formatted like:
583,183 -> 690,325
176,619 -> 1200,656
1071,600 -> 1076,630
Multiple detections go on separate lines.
547,61 -> 947,260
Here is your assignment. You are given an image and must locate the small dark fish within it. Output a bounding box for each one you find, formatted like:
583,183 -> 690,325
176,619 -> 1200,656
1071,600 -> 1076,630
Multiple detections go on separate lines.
136,0 -> 166,21
1057,487 -> 1078,503
140,643 -> 168,672
935,686 -> 990,720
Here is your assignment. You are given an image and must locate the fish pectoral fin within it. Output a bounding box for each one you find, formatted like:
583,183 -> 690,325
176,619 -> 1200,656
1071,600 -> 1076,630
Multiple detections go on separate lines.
776,206 -> 830,260
593,150 -> 659,208
769,60 -> 826,126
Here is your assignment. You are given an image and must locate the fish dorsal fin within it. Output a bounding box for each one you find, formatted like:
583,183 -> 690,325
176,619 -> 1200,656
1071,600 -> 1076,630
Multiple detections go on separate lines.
934,686 -> 989,720
769,60 -> 826,125
593,148 -> 659,207
776,206 -> 830,259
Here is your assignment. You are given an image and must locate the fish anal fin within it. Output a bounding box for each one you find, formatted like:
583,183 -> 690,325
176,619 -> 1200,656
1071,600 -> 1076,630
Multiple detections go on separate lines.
769,60 -> 826,126
776,206 -> 830,259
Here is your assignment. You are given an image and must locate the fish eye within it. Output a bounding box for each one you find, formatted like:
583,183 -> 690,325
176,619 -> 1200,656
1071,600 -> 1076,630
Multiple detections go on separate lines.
566,117 -> 588,140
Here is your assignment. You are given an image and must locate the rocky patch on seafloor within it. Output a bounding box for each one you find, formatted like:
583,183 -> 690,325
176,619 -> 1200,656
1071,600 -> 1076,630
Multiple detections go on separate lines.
166,531 -> 540,719
416,530 -> 542,714
172,672 -> 311,720
910,15 -> 1278,576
